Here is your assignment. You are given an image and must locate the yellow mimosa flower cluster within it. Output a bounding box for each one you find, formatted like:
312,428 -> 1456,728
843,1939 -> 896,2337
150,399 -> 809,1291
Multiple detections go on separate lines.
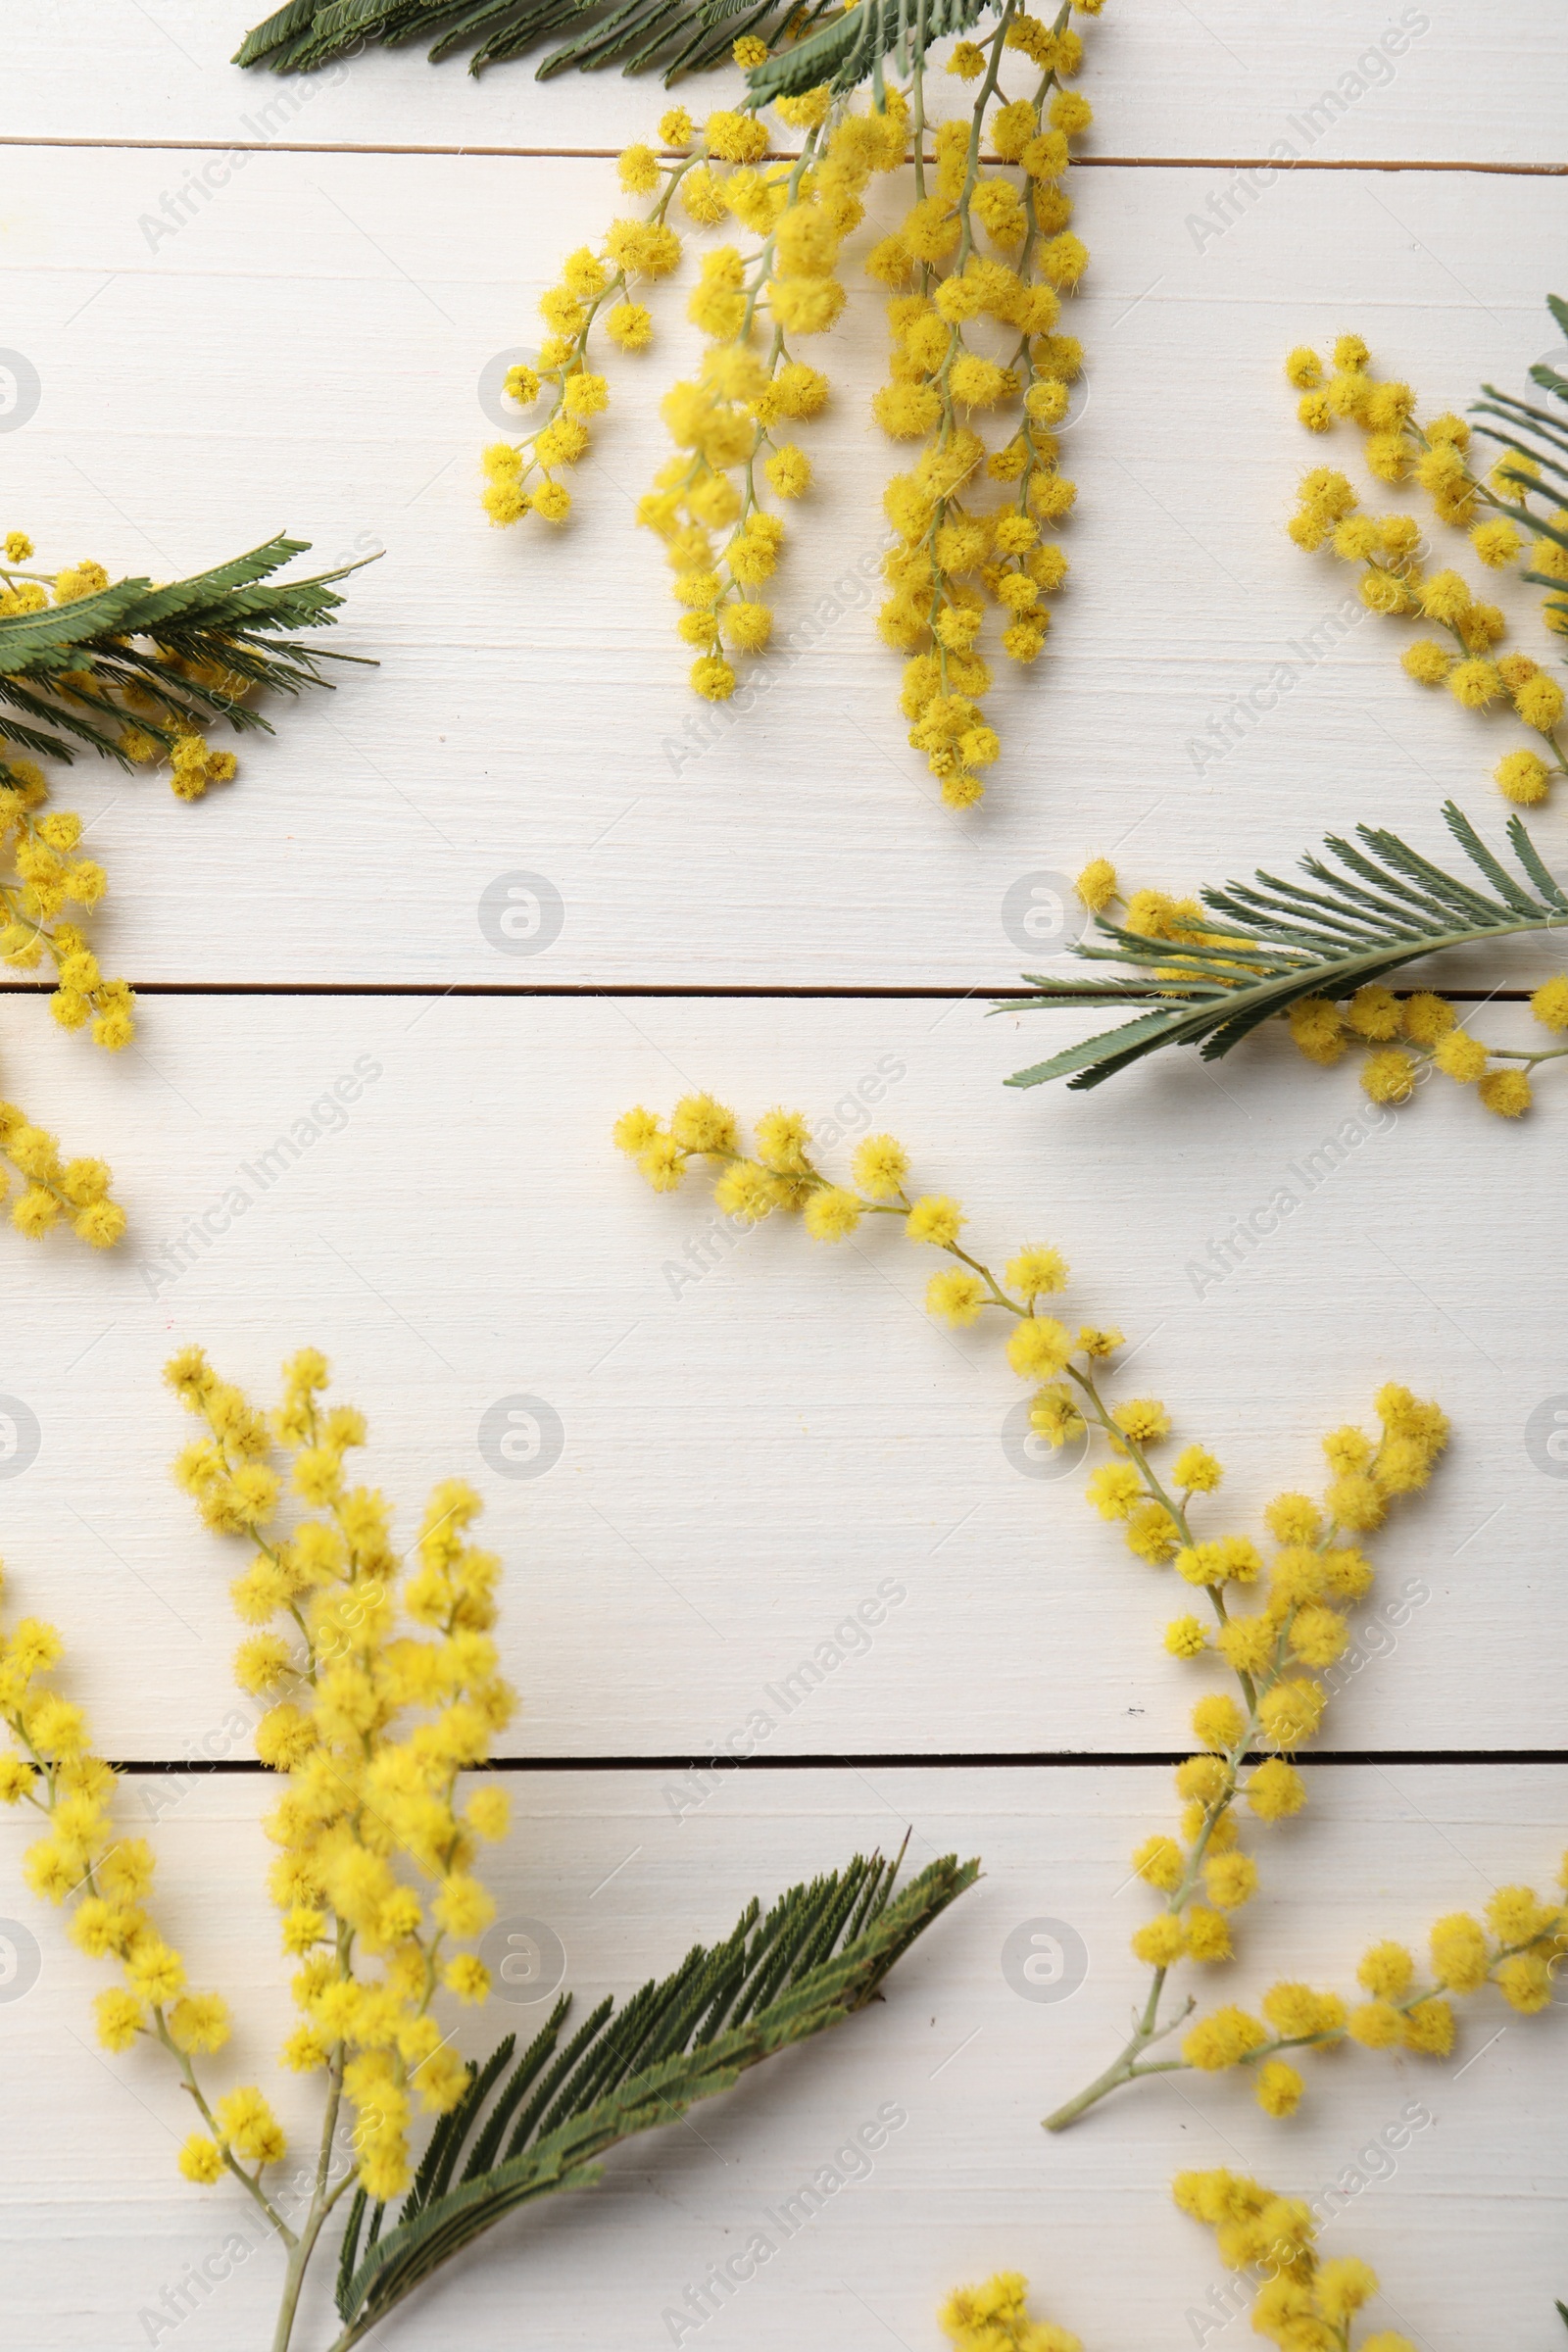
940,2164 -> 1529,2347
1,528 -> 365,1256
0,1344 -> 519,2263
0,1101 -> 126,1248
1285,338 -> 1568,807
484,2 -> 1101,802
483,80 -> 906,697
0,537 -> 138,1248
645,93 -> 909,700
167,1345 -> 514,2206
1047,1380 -> 1447,2124
1169,1856 -> 1568,2120
1172,2171 -> 1416,2352
941,2271 -> 1082,2352
0,1562 -> 272,2204
871,3 -> 1091,807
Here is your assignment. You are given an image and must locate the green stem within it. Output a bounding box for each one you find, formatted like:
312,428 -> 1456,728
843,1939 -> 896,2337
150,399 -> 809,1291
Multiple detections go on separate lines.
1041,1987 -> 1196,2131
270,2052 -> 348,2352
1474,1040 -> 1568,1065
151,2010 -> 294,2239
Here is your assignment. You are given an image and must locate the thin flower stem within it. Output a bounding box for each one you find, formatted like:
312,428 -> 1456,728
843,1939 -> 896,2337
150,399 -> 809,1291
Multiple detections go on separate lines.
1041,1990 -> 1197,2131
150,2010 -> 294,2239
1473,1040 -> 1568,1065
270,2050 -> 347,2352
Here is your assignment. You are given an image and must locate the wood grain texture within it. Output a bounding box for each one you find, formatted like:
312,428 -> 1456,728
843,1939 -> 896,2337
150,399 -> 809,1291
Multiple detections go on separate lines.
0,995 -> 1557,1759
3,152 -> 1565,985
3,0 -> 1563,164
0,1767 -> 1562,2350
3,10 -> 1562,2338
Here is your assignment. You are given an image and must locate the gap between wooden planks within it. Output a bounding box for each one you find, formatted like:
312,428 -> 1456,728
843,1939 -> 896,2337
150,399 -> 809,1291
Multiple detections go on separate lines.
0,983 -> 1544,1000
1,135 -> 1564,169
110,1747 -> 1568,1771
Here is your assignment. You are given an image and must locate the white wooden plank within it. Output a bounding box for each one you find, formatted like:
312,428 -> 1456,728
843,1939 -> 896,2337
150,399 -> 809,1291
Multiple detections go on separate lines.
3,1 -> 1563,164
4,152 -> 1565,986
0,993 -> 1558,1757
0,1765 -> 1562,2347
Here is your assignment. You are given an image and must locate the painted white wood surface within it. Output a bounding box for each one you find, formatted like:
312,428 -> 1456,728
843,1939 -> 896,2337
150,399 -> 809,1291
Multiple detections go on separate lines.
4,155 -> 1567,984
3,9 -> 1563,2345
4,0 -> 1562,163
0,995 -> 1558,1758
0,1768 -> 1563,2351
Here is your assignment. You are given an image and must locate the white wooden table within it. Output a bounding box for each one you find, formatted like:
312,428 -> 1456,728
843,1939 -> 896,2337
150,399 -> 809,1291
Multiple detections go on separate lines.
2,6 -> 1565,2345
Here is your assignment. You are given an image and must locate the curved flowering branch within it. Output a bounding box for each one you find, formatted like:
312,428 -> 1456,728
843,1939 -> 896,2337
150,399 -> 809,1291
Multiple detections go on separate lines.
613,1089 -> 1447,2134
0,1564 -> 286,2233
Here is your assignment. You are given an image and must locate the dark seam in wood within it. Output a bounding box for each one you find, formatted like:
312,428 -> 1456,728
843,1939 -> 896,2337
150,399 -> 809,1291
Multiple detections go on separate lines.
108,1748 -> 1568,1773
0,983 -> 1540,1003
0,135 -> 1562,172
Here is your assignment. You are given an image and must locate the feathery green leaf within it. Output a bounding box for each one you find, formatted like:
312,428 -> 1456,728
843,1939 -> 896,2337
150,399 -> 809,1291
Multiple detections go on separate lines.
998,802 -> 1568,1092
744,0 -> 990,100
234,0 -> 780,77
0,534 -> 373,772
329,1847 -> 976,2345
235,0 -> 988,81
1473,293 -> 1568,643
